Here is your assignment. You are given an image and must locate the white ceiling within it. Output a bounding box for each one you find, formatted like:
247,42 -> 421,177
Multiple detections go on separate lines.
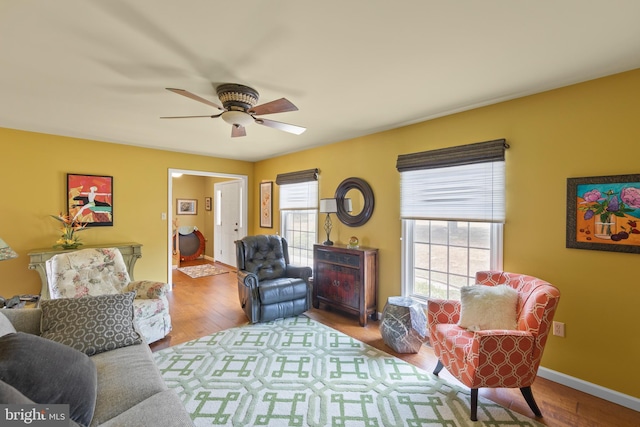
2,1 -> 640,162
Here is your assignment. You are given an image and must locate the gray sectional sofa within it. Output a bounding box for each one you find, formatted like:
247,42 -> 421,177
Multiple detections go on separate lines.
0,308 -> 193,427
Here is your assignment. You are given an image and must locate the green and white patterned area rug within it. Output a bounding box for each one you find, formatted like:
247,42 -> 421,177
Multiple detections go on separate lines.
154,316 -> 543,426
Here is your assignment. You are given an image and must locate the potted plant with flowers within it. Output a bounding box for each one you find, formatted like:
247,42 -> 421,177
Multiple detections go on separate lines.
51,213 -> 87,249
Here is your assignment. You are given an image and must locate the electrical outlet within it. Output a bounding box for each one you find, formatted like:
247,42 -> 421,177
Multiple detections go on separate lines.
552,321 -> 565,337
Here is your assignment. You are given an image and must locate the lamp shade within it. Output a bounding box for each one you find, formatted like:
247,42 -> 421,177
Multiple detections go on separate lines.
319,198 -> 338,214
0,237 -> 18,261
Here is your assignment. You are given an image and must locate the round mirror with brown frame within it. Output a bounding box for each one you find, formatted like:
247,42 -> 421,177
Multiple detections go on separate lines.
334,177 -> 375,227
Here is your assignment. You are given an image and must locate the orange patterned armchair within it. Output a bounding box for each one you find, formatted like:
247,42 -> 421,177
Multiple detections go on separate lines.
427,271 -> 560,421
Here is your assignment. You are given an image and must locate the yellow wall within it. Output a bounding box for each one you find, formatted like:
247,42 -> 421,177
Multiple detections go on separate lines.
0,130 -> 253,296
1,69 -> 639,398
255,69 -> 640,398
173,174 -> 207,232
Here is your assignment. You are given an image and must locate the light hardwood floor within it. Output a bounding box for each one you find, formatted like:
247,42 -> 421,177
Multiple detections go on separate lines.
150,260 -> 639,427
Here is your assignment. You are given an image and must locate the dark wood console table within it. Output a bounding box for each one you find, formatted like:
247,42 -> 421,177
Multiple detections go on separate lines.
28,242 -> 142,300
313,244 -> 378,326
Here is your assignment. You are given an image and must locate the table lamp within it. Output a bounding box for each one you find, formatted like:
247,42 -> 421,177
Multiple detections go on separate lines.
319,198 -> 338,246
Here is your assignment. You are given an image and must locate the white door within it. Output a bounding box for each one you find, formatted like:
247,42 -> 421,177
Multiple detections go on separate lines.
214,180 -> 244,266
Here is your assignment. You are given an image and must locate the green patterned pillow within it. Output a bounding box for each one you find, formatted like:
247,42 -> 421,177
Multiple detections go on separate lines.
40,292 -> 142,356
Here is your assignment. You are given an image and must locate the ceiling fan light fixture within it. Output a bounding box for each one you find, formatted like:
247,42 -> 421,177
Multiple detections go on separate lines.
221,110 -> 253,127
216,84 -> 259,110
164,85 -> 304,137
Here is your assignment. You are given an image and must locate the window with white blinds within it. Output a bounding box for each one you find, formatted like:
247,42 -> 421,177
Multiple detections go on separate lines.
397,139 -> 508,301
277,169 -> 318,267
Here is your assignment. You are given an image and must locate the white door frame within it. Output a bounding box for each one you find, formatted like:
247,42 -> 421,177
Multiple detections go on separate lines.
167,168 -> 248,287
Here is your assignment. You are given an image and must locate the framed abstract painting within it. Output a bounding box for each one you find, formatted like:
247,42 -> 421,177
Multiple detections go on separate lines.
566,174 -> 640,253
67,173 -> 113,227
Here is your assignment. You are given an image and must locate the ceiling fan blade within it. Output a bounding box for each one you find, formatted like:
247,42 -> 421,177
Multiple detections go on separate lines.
231,124 -> 246,138
166,88 -> 223,110
249,98 -> 298,115
160,114 -> 221,119
255,118 -> 306,135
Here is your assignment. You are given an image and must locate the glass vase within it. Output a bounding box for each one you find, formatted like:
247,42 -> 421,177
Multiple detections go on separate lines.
594,216 -> 616,240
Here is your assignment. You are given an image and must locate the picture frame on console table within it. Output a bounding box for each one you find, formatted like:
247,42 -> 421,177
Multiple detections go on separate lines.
67,173 -> 113,227
566,174 -> 640,253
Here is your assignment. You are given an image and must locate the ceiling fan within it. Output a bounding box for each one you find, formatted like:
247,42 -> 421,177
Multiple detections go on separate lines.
162,84 -> 306,138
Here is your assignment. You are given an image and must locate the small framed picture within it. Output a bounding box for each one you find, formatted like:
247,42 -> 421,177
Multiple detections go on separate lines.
177,199 -> 197,215
205,197 -> 212,211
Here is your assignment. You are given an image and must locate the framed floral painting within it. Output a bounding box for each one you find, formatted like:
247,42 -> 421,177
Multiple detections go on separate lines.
67,173 -> 113,227
566,174 -> 640,253
260,181 -> 273,228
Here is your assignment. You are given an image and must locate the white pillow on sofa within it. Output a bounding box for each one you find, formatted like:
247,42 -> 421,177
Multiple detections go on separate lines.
458,284 -> 518,331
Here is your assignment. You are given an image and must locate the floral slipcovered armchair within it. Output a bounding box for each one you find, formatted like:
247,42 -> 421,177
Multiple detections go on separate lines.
427,271 -> 560,421
45,248 -> 172,343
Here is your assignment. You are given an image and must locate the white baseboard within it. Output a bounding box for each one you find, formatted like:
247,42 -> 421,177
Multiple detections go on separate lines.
537,367 -> 640,412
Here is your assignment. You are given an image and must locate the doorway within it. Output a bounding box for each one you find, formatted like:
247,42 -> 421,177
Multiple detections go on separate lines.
213,180 -> 244,266
167,168 -> 248,286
